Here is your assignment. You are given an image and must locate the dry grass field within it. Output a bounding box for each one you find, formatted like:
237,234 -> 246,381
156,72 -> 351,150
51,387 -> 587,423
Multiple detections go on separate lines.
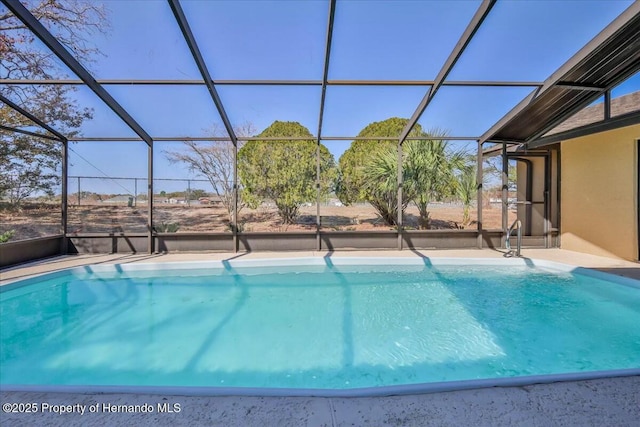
1,201 -> 506,241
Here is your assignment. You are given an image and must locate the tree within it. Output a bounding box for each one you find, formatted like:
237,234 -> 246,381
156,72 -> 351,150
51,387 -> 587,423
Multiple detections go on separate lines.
188,189 -> 208,200
336,118 -> 405,205
403,132 -> 466,229
238,121 -> 336,225
164,122 -> 255,221
1,1 -> 108,206
338,118 -> 469,228
455,160 -> 477,226
361,144 -> 408,226
483,155 -> 517,191
0,128 -> 61,205
1,1 -> 107,82
336,118 -> 421,226
1,97 -> 90,205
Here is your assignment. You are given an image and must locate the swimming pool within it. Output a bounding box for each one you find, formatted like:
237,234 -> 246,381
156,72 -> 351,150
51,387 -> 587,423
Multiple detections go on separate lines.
1,257 -> 639,396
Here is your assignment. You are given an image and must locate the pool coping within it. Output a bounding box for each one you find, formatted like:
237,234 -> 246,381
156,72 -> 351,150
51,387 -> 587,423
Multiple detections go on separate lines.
2,375 -> 638,427
3,368 -> 640,398
3,255 -> 639,291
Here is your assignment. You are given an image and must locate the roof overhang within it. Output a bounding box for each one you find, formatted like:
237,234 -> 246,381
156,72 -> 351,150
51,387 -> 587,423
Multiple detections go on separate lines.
480,2 -> 640,147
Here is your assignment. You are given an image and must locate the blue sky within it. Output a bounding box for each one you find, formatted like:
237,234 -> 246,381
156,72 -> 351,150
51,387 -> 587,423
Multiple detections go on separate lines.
5,0 -> 640,194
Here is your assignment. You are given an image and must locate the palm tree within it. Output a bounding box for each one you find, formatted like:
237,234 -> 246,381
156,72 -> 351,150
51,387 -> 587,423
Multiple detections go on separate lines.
361,131 -> 466,229
362,145 -> 407,226
404,133 -> 465,229
456,161 -> 477,226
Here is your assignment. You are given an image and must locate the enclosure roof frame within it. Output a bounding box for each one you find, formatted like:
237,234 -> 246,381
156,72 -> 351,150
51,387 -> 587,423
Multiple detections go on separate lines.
398,0 -> 496,145
0,79 -> 545,87
0,124 -> 62,141
0,93 -> 67,142
2,0 -> 153,146
480,1 -> 640,146
168,0 -> 238,146
0,0 -> 638,145
316,0 -> 337,142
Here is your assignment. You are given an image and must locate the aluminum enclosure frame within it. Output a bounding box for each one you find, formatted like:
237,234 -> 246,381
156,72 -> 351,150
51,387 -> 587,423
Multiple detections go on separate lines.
1,0 -> 638,262
480,1 -> 640,146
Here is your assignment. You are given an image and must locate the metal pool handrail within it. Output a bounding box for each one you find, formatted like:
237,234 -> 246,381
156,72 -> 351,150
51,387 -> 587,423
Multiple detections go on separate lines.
506,219 -> 522,257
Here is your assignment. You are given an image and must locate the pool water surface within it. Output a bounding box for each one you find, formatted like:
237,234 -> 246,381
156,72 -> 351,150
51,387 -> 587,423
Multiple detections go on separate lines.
1,258 -> 639,393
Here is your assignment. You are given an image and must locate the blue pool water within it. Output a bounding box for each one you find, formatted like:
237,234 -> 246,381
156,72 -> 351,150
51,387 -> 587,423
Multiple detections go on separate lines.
1,259 -> 639,391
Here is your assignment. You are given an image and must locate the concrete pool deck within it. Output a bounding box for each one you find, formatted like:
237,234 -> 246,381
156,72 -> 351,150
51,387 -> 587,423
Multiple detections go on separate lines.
1,249 -> 639,426
1,376 -> 639,426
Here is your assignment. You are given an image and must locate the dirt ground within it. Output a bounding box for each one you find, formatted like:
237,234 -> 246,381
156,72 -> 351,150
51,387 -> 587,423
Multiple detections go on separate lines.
1,202 -> 505,241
